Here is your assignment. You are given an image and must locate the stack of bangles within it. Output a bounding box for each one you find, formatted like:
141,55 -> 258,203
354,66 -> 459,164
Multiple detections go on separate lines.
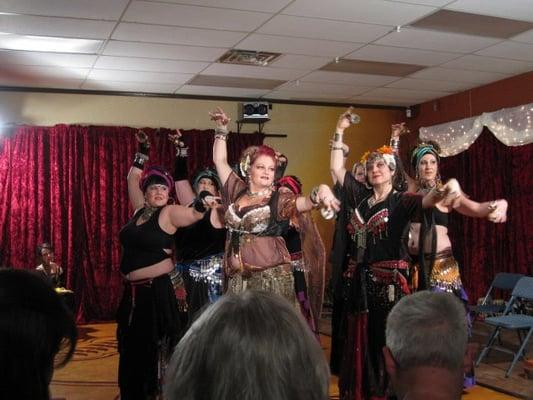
214,127 -> 229,141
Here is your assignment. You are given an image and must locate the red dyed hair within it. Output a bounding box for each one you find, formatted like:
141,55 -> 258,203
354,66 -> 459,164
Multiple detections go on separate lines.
250,145 -> 277,165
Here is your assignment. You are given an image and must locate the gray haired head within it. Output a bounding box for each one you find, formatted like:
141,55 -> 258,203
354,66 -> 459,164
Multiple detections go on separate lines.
164,290 -> 330,400
386,291 -> 467,371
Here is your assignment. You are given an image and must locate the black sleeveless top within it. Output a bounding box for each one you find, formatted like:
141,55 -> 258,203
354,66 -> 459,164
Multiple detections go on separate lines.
174,209 -> 226,263
119,207 -> 174,274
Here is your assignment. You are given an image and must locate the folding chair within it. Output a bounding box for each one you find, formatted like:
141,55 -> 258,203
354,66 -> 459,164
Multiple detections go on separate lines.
475,276 -> 533,377
471,272 -> 524,316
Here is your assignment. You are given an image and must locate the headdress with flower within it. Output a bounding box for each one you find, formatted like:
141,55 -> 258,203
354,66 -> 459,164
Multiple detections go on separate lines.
360,145 -> 396,170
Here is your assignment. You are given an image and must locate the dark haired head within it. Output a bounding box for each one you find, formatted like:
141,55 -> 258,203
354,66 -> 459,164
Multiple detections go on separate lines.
165,290 -> 330,400
410,141 -> 441,171
192,168 -> 221,193
0,269 -> 77,400
36,242 -> 53,257
139,166 -> 175,199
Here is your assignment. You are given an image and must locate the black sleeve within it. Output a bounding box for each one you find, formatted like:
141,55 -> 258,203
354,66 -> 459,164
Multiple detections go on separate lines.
342,170 -> 368,209
173,155 -> 188,181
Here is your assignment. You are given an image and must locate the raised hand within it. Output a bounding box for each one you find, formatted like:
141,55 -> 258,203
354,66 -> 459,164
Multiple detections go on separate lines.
168,129 -> 184,148
391,122 -> 409,139
336,107 -> 355,132
209,107 -> 231,129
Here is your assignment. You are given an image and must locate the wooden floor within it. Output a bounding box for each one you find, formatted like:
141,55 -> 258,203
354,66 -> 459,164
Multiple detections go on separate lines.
50,322 -> 531,400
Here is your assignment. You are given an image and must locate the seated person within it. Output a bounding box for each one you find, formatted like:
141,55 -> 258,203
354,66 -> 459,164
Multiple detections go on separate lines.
384,291 -> 468,400
164,290 -> 330,400
0,268 -> 77,400
35,242 -> 63,287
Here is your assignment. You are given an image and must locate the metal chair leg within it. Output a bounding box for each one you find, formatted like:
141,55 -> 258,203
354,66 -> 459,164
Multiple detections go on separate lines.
476,326 -> 501,366
505,328 -> 533,377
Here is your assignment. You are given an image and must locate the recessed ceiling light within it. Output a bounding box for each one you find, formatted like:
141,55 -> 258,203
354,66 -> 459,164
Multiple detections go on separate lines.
0,32 -> 103,54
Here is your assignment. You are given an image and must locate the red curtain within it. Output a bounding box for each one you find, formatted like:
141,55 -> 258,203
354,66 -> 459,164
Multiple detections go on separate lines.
0,125 -> 263,322
439,129 -> 532,302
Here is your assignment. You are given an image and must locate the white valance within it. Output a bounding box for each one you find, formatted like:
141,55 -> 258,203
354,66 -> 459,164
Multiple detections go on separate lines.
419,103 -> 533,157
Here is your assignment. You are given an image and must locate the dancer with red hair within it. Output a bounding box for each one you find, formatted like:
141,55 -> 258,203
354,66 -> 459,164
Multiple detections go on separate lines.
211,107 -> 339,304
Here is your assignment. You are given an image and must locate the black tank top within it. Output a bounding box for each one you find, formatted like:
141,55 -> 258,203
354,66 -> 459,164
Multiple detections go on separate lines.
174,209 -> 226,262
433,207 -> 449,227
119,207 -> 174,274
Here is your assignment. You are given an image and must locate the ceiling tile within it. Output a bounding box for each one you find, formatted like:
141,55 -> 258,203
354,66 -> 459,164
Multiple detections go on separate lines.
176,85 -> 271,98
236,34 -> 363,57
0,77 -> 84,89
359,87 -> 450,101
0,0 -> 129,20
82,80 -> 179,93
320,59 -> 424,76
257,15 -> 391,43
201,63 -> 305,80
445,0 -> 533,23
511,29 -> 533,43
410,10 -> 533,38
0,65 -> 89,80
0,14 -> 115,39
345,44 -> 461,66
188,75 -> 285,90
283,0 -> 436,26
0,50 -> 97,67
263,90 -> 351,102
302,70 -> 399,86
145,0 -> 292,13
440,55 -> 533,74
112,23 -> 246,48
410,67 -> 510,84
387,0 -> 451,6
385,78 -> 472,92
103,41 -> 227,61
123,1 -> 271,31
276,81 -> 372,96
87,69 -> 194,84
475,41 -> 533,62
94,56 -> 209,73
269,54 -> 330,70
375,27 -> 501,53
350,95 -> 413,106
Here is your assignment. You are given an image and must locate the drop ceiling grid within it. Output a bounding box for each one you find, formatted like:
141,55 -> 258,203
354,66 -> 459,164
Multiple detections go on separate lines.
0,0 -> 530,105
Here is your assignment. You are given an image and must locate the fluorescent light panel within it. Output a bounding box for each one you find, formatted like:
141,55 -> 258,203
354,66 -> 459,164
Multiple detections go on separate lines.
0,32 -> 103,54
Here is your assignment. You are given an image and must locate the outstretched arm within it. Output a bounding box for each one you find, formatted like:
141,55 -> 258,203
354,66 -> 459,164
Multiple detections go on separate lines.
330,108 -> 354,186
296,184 -> 341,214
210,107 -> 233,186
455,196 -> 508,223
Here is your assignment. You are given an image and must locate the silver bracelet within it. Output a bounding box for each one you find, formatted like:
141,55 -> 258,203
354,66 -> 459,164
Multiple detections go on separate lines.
333,132 -> 343,142
215,127 -> 229,135
176,146 -> 188,158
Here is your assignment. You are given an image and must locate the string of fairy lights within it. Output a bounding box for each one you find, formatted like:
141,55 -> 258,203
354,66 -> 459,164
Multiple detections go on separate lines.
419,103 -> 532,157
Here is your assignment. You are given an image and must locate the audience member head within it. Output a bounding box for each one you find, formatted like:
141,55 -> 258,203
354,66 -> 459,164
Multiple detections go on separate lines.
165,290 -> 330,400
384,291 -> 467,400
36,242 -> 54,265
0,269 -> 77,400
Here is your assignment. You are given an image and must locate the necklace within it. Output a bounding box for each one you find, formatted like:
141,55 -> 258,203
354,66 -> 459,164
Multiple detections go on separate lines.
141,205 -> 159,221
247,187 -> 272,197
368,191 -> 391,208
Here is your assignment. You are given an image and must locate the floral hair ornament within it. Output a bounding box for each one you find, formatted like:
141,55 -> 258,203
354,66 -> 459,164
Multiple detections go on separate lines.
239,154 -> 252,177
360,145 -> 396,170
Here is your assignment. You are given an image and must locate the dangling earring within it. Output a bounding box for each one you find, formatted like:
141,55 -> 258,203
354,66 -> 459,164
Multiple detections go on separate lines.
436,172 -> 442,186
